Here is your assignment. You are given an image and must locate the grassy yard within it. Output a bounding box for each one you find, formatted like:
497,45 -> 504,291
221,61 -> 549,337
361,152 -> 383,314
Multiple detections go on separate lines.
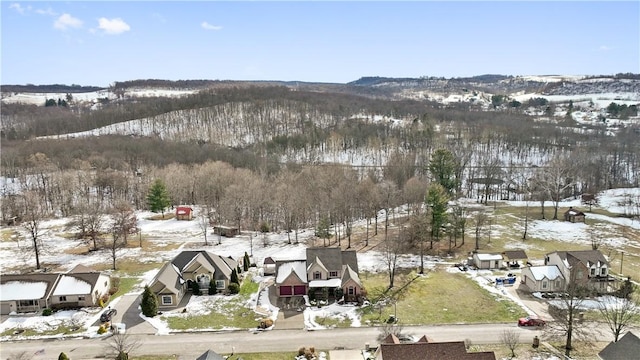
360,269 -> 524,326
0,325 -> 84,337
133,352 -> 306,360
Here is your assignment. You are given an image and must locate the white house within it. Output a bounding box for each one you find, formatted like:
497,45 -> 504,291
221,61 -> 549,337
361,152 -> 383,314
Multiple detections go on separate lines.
472,253 -> 503,270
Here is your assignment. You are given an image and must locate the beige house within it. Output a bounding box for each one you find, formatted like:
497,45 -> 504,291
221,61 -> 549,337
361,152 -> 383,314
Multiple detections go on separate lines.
520,265 -> 565,293
50,267 -> 111,309
545,250 -> 613,292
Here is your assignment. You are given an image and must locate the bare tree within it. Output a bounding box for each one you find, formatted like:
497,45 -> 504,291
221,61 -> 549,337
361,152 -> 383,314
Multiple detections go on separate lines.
382,226 -> 405,289
68,201 -> 105,251
198,210 -> 210,246
105,333 -> 141,359
111,201 -> 138,246
536,156 -> 576,220
500,329 -> 520,358
598,278 -> 638,342
20,191 -> 46,270
472,210 -> 488,251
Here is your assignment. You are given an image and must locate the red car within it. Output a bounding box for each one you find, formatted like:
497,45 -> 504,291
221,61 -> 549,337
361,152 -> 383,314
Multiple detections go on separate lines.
518,316 -> 546,327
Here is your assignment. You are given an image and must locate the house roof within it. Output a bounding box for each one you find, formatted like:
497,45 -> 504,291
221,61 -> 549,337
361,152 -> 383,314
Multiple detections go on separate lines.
175,206 -> 192,215
598,331 -> 640,360
564,207 -> 586,216
0,273 -> 60,301
525,265 -> 564,281
276,261 -> 307,284
171,251 -> 237,279
341,264 -> 362,287
52,275 -> 93,296
195,349 -> 225,360
306,247 -> 359,273
309,278 -> 341,288
474,253 -> 503,261
377,340 -> 496,360
553,250 -> 609,268
263,256 -> 276,265
502,250 -> 528,260
149,262 -> 184,295
67,264 -> 98,273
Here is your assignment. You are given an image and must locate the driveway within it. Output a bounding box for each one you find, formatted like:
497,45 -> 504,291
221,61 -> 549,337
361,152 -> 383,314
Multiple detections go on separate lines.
506,283 -> 551,319
110,293 -> 157,334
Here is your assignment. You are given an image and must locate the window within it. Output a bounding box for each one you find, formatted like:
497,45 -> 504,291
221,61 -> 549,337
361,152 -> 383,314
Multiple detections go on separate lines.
19,300 -> 36,307
542,281 -> 548,289
348,287 -> 354,295
590,268 -> 596,276
600,267 -> 607,276
215,280 -> 225,289
104,281 -> 108,287
59,296 -> 67,302
78,296 -> 85,301
161,296 -> 172,305
555,280 -> 561,289
314,272 -> 321,280
329,271 -> 338,278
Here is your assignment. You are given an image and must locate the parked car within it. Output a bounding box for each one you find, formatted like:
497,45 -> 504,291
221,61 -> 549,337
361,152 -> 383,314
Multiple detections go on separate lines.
100,308 -> 117,322
518,316 -> 545,327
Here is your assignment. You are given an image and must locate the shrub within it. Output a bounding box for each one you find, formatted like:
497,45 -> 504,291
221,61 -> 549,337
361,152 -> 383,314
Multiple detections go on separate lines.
141,285 -> 159,317
58,352 -> 69,360
97,325 -> 107,334
228,282 -> 240,294
111,276 -> 121,289
259,221 -> 270,233
191,281 -> 201,295
100,293 -> 110,304
42,308 -> 53,316
109,287 -> 119,295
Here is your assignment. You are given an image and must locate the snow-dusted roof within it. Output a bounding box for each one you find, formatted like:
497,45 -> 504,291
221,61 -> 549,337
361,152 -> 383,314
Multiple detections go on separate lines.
475,253 -> 503,261
276,261 -> 307,284
0,281 -> 48,301
527,265 -> 564,281
308,279 -> 342,288
52,275 -> 92,296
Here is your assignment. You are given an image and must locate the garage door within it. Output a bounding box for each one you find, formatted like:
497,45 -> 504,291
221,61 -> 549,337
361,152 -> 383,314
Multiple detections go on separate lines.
279,286 -> 292,296
1,302 -> 13,315
293,285 -> 306,295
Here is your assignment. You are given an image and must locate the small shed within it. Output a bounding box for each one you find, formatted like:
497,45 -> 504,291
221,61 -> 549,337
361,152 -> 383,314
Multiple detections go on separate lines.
502,250 -> 528,268
263,256 -> 276,276
472,253 -> 503,270
213,225 -> 239,237
175,206 -> 194,221
564,207 -> 586,223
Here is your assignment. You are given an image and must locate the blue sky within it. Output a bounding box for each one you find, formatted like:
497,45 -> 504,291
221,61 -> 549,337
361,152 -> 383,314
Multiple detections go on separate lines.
2,1 -> 639,86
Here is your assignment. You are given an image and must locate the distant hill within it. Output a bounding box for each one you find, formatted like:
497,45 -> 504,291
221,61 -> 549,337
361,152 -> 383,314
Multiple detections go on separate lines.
0,84 -> 105,93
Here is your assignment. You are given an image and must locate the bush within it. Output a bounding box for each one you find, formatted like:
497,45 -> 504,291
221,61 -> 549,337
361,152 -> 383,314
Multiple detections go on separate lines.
228,282 -> 240,294
109,287 -> 119,295
97,325 -> 107,334
42,308 -> 53,316
58,352 -> 69,360
259,221 -> 270,233
141,285 -> 159,317
100,293 -> 110,304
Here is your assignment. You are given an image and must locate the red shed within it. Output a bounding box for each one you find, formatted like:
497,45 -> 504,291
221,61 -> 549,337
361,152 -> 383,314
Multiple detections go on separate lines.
175,206 -> 194,221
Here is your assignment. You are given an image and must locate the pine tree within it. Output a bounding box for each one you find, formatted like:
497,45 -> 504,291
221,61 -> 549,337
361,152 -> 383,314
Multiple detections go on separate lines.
209,279 -> 216,295
141,285 -> 158,317
243,252 -> 250,271
230,268 -> 239,285
146,179 -> 171,218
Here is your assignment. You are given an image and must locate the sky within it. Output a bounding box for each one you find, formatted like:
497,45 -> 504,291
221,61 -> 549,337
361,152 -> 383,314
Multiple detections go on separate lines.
1,1 -> 639,86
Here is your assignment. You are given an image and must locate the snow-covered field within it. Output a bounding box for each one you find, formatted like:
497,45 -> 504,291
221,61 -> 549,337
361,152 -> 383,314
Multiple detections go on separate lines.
1,188 -> 638,343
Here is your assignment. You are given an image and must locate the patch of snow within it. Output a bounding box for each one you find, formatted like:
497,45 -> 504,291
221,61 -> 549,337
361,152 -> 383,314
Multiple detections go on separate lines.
52,275 -> 92,296
0,282 -> 48,301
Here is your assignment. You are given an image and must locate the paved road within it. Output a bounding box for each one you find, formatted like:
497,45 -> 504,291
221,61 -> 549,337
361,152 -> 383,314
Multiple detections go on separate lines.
0,323 -> 576,360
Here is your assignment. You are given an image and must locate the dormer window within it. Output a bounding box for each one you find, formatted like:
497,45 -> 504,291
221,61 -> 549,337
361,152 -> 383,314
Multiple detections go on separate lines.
329,271 -> 338,278
600,267 -> 607,276
314,271 -> 321,280
590,268 -> 596,276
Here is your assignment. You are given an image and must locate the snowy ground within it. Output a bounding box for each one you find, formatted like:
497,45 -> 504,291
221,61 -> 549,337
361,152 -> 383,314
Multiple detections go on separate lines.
1,188 -> 638,342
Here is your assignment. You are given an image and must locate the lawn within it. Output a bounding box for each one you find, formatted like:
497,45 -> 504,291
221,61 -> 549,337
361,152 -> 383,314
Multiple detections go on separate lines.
360,269 -> 523,325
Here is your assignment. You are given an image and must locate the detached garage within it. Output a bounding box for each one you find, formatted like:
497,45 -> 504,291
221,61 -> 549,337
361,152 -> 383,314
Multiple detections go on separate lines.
275,261 -> 307,298
472,253 -> 503,270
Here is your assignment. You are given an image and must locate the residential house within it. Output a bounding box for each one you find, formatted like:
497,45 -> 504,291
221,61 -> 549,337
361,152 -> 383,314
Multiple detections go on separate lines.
564,207 -> 586,223
50,266 -> 111,309
212,225 -> 239,237
373,334 -> 496,360
502,250 -> 528,268
195,350 -> 225,360
472,253 -> 503,270
175,206 -> 194,220
0,273 -> 59,315
306,247 -> 362,302
274,247 -> 363,302
545,250 -> 614,292
520,265 -> 565,293
598,331 -> 640,360
148,251 -> 238,309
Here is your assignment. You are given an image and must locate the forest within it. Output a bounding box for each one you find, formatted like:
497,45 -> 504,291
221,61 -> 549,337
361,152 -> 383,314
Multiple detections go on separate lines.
1,82 -> 639,258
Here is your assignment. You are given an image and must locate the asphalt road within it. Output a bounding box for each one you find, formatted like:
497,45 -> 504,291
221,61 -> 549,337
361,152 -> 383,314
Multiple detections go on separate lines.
1,323 -> 558,359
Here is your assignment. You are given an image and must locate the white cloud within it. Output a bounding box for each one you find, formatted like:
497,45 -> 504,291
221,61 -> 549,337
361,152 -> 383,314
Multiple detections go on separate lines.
35,7 -> 57,16
54,13 -> 83,30
98,17 -> 131,35
9,3 -> 29,14
598,45 -> 612,52
201,21 -> 222,31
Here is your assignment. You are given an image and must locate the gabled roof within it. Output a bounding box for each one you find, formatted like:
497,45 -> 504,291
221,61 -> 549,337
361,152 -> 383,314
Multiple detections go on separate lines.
67,264 -> 98,273
195,349 -> 225,360
377,340 -> 496,360
307,256 -> 329,273
52,274 -> 93,296
149,262 -> 184,295
263,256 -> 276,265
599,331 -> 640,360
552,250 -> 609,268
564,207 -> 586,216
171,251 -> 237,279
175,206 -> 193,215
276,261 -> 307,284
181,252 -> 217,275
0,273 -> 60,301
474,253 -> 503,261
502,250 -> 528,260
526,265 -> 564,281
341,264 -> 362,287
305,247 -> 359,273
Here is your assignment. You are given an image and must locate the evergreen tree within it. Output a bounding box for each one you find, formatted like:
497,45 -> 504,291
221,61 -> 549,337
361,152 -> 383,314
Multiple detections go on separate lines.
191,281 -> 201,295
58,352 -> 70,360
141,285 -> 158,317
243,252 -> 250,271
209,279 -> 216,295
315,216 -> 332,245
428,148 -> 459,196
237,264 -> 242,274
230,268 -> 239,285
425,183 -> 450,245
146,179 -> 171,218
